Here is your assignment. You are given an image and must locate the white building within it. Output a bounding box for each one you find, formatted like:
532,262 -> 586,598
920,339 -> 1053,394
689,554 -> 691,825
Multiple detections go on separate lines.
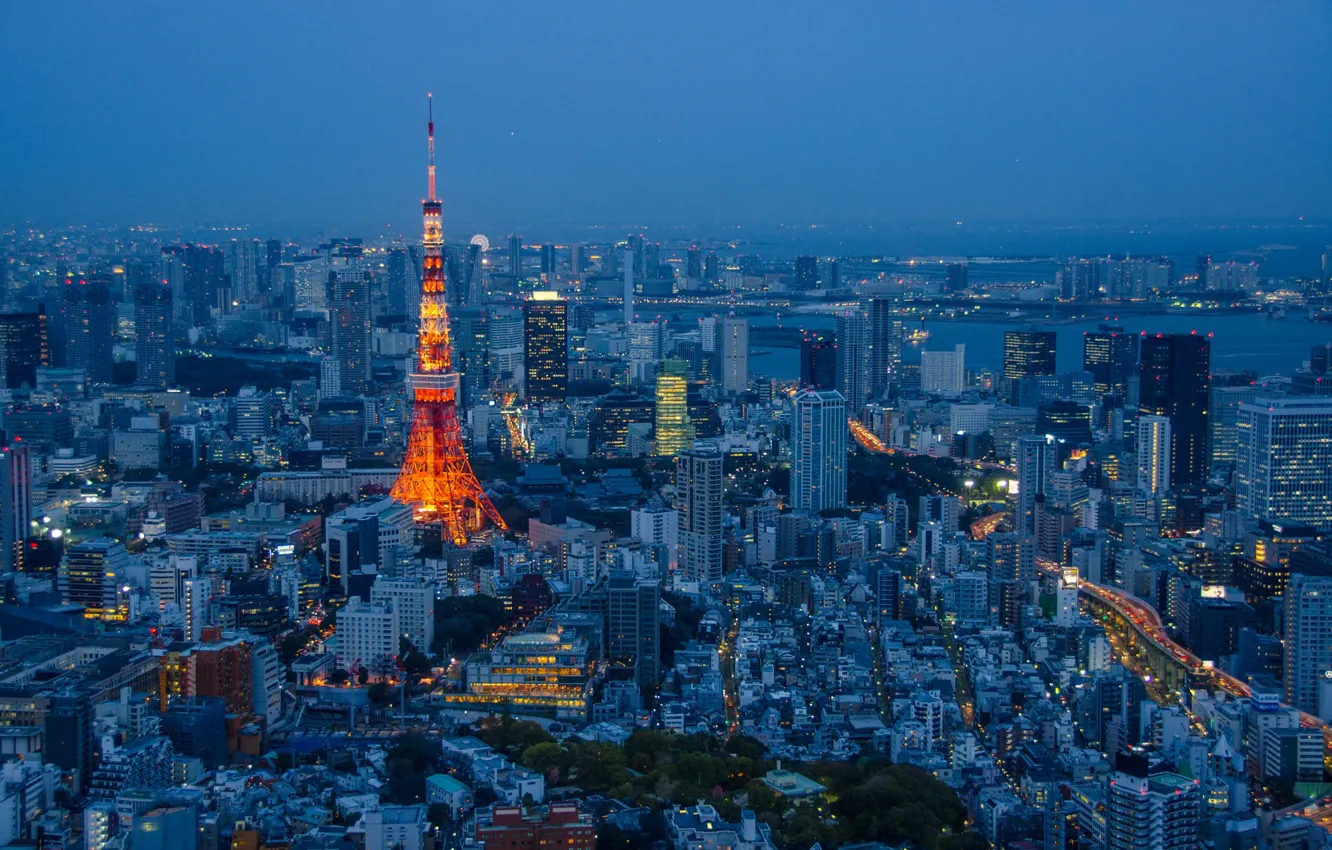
791,389 -> 848,512
1236,397 -> 1332,528
371,576 -> 437,652
336,597 -> 399,675
1135,415 -> 1172,497
949,402 -> 993,436
920,344 -> 965,396
631,505 -> 678,554
676,449 -> 723,584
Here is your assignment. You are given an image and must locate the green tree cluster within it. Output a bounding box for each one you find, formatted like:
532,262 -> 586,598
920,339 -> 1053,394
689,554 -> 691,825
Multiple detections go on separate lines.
433,595 -> 509,656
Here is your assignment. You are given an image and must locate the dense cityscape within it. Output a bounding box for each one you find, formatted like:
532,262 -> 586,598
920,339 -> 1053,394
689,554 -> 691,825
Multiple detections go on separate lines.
4,5 -> 1332,850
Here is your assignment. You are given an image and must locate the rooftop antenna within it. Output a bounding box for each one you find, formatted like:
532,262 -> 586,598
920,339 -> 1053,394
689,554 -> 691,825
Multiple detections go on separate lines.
427,93 -> 436,203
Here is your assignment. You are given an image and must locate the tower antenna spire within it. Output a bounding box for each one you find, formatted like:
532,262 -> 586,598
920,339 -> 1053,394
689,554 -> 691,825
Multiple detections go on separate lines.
427,93 -> 436,202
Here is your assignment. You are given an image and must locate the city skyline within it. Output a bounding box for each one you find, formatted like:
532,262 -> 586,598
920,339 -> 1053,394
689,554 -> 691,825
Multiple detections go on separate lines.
3,3 -> 1331,233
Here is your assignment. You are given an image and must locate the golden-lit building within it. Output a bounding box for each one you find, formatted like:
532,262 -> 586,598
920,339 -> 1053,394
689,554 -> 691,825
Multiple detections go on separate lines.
444,629 -> 592,720
523,292 -> 567,404
654,358 -> 691,457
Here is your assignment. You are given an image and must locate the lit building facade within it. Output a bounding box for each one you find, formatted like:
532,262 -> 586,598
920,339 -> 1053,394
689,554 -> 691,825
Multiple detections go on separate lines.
1236,397 -> 1332,528
791,389 -> 847,513
523,292 -> 567,404
449,630 -> 592,720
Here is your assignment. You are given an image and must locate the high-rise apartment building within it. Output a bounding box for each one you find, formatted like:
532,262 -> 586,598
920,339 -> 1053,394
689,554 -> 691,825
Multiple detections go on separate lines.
945,262 -> 968,292
226,238 -> 259,304
1236,398 -> 1332,529
62,274 -> 115,384
868,298 -> 903,398
370,576 -> 437,652
1139,333 -> 1211,487
835,309 -> 867,412
335,597 -> 398,675
330,264 -> 372,394
720,317 -> 749,395
135,284 -> 175,389
1015,434 -> 1056,535
1135,415 -> 1172,497
791,389 -> 848,513
508,234 -> 522,279
1103,760 -> 1200,850
987,532 -> 1035,583
1003,329 -> 1057,383
677,449 -> 723,584
1083,324 -> 1139,396
523,292 -> 568,404
1283,573 -> 1332,714
793,255 -> 818,290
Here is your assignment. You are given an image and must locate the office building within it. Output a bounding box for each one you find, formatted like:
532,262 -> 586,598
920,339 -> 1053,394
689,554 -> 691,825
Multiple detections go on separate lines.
1282,573 -> 1332,715
1135,415 -> 1172,497
868,298 -> 903,397
135,284 -> 175,389
791,389 -> 848,513
0,442 -> 30,573
677,448 -> 724,584
1236,397 -> 1332,528
1015,434 -> 1056,535
835,309 -> 867,411
0,311 -> 49,388
232,387 -> 279,438
921,344 -> 965,396
945,262 -> 968,292
1139,333 -> 1211,486
654,358 -> 691,457
386,246 -> 411,315
57,539 -> 131,620
446,629 -> 593,720
330,264 -> 372,394
539,243 -> 556,277
62,274 -> 115,385
1083,324 -> 1138,396
1210,382 -> 1262,467
523,292 -> 568,404
798,332 -> 836,390
607,573 -> 661,689
720,316 -> 749,395
1003,329 -> 1056,383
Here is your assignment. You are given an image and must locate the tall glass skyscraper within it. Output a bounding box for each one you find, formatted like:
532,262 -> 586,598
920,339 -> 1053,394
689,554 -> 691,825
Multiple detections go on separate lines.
1236,396 -> 1332,528
1139,333 -> 1211,487
523,292 -> 568,404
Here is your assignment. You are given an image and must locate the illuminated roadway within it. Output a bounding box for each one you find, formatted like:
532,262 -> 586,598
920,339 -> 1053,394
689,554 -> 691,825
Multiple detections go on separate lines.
1037,558 -> 1332,822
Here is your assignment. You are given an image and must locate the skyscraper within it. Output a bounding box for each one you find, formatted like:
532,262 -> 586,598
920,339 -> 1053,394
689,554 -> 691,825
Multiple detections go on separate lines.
452,307 -> 490,409
987,532 -> 1035,583
62,273 -> 115,384
0,441 -> 31,573
677,448 -> 723,584
330,262 -> 372,394
1283,573 -> 1332,714
0,311 -> 49,388
791,389 -> 848,513
386,247 -> 410,316
523,292 -> 568,404
835,309 -> 867,412
793,255 -> 818,290
539,243 -> 556,277
1002,329 -> 1057,383
622,249 -> 634,324
686,245 -> 702,280
1135,415 -> 1172,497
868,298 -> 903,398
945,262 -> 968,292
1083,324 -> 1139,396
654,358 -> 690,457
799,332 -> 836,389
226,238 -> 259,305
1139,333 -> 1211,487
135,284 -> 175,389
607,573 -> 661,689
720,316 -> 749,395
508,234 -> 522,279
1015,434 -> 1056,535
1236,397 -> 1332,528
1104,761 -> 1200,850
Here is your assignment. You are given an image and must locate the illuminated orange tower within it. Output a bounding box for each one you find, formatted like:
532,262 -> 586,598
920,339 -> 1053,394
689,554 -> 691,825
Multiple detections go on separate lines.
391,96 -> 506,545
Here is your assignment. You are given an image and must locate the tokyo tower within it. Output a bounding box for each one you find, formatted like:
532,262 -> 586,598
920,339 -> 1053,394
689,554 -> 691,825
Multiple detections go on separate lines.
391,95 -> 506,545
